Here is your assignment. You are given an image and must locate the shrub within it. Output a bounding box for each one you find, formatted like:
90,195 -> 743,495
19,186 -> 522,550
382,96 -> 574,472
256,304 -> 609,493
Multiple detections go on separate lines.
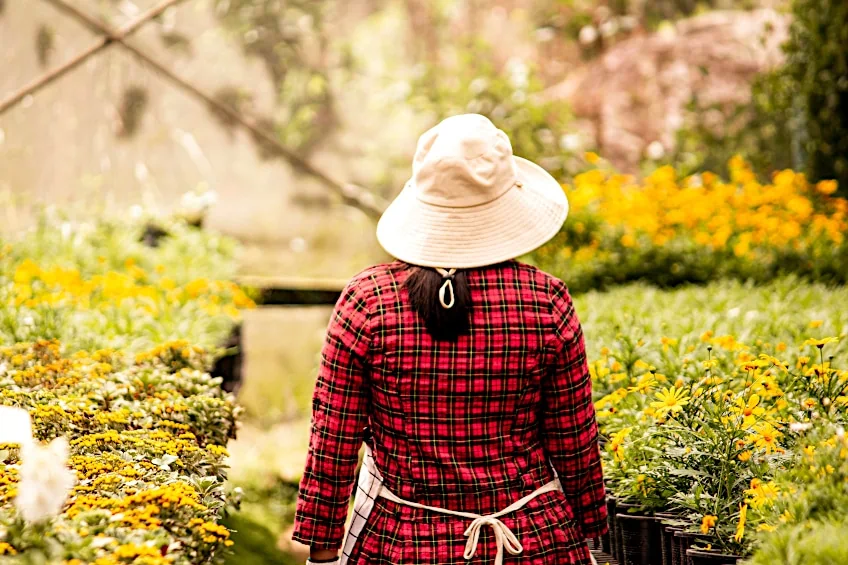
526,157 -> 848,292
783,0 -> 848,193
0,340 -> 240,564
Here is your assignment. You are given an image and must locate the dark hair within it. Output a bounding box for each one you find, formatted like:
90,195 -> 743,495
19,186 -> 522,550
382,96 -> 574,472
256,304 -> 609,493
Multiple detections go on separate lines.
403,264 -> 471,341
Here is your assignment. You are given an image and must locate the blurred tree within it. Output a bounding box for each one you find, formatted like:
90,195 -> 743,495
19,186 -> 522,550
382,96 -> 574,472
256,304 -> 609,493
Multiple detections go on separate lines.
671,0 -> 848,190
212,0 -> 342,154
672,69 -> 796,178
403,3 -> 576,180
784,0 -> 848,192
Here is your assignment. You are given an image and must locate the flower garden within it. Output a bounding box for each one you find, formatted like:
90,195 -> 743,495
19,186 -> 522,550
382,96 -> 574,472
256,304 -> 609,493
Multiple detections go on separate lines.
0,215 -> 254,564
0,158 -> 846,565
524,157 -> 848,565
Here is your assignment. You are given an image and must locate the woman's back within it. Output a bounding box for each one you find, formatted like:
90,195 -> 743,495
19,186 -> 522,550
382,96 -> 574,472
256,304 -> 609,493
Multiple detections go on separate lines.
293,260 -> 607,564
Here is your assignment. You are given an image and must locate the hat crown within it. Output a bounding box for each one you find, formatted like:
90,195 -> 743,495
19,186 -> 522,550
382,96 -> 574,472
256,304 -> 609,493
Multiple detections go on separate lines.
412,114 -> 518,207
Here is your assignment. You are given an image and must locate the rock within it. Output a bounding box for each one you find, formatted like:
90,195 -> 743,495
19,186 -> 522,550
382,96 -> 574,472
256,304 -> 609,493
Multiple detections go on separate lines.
543,9 -> 789,172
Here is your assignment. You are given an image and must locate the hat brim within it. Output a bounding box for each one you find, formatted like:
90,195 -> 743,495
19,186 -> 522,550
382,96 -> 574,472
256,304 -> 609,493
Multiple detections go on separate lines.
376,157 -> 568,269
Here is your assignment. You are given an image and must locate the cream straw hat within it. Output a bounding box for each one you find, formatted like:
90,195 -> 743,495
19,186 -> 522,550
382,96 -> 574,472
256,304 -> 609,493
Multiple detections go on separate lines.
376,113 -> 568,269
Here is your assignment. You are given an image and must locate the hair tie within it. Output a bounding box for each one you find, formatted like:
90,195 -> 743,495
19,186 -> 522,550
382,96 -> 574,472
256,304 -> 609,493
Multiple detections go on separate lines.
434,268 -> 457,309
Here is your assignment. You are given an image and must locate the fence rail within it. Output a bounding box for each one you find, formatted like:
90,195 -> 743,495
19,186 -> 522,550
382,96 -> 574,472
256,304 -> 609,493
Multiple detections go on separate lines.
237,275 -> 346,306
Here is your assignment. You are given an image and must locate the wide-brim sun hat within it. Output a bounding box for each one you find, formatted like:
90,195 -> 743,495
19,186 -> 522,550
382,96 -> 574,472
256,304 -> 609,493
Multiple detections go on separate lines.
376,113 -> 568,269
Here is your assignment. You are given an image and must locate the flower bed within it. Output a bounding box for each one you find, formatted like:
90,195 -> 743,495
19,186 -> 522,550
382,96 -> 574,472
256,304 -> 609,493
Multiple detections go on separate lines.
0,214 -> 254,353
0,341 -> 240,563
528,157 -> 848,292
0,214 -> 251,563
593,325 -> 846,561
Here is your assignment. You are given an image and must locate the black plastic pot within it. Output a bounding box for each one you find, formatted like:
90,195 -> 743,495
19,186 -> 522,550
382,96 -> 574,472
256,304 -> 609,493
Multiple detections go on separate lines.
673,531 -> 711,565
686,548 -> 741,565
660,525 -> 681,565
615,502 -> 639,562
605,496 -> 617,558
601,489 -> 615,555
617,513 -> 662,565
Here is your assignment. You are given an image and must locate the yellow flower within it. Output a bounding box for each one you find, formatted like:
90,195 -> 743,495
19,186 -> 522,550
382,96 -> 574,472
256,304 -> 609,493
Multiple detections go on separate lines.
808,320 -> 824,329
585,151 -> 601,164
803,336 -> 839,349
661,336 -> 678,352
816,180 -> 838,195
608,428 -> 632,462
738,451 -> 752,462
756,523 -> 777,532
650,386 -> 691,418
734,504 -> 748,543
700,515 -> 717,534
733,394 -> 765,428
750,422 -> 783,454
745,478 -> 779,509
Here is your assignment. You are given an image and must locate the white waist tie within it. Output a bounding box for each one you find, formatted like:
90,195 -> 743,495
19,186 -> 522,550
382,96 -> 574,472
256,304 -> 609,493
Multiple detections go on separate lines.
378,479 -> 563,565
340,444 -> 598,565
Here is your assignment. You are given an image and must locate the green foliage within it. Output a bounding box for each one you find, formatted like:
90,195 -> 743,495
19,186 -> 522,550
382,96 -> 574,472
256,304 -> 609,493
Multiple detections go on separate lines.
0,341 -> 240,563
747,426 -> 848,564
0,211 -> 253,355
406,39 -> 576,180
747,520 -> 848,565
673,70 -> 797,179
211,0 -> 339,153
674,0 -> 848,192
783,0 -> 848,192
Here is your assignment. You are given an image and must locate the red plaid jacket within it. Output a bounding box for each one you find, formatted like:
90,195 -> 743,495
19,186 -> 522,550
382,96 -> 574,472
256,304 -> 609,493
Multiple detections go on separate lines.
292,260 -> 607,562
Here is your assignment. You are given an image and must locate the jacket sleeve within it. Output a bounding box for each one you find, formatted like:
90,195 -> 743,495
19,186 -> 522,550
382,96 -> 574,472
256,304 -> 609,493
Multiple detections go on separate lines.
291,279 -> 371,550
541,277 -> 608,540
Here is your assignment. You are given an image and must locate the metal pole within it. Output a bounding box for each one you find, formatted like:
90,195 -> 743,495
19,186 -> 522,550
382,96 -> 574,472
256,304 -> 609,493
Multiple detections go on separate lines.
0,0 -> 185,115
26,0 -> 387,218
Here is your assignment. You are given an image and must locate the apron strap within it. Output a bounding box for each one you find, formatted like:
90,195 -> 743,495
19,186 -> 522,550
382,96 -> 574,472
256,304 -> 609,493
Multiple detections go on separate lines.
379,479 -> 562,565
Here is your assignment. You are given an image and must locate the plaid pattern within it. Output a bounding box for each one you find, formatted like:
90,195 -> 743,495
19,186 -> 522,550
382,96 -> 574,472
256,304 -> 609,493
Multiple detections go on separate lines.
293,260 -> 607,563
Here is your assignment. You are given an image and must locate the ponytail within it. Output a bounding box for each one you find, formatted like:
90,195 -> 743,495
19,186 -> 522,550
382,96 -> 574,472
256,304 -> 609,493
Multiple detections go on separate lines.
403,264 -> 471,341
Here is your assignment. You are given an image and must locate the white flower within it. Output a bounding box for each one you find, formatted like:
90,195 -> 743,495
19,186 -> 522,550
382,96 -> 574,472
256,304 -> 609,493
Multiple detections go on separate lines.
0,406 -> 33,446
505,57 -> 529,90
560,133 -> 582,152
16,437 -> 76,523
599,19 -> 619,38
469,78 -> 489,95
579,25 -> 598,45
200,190 -> 218,207
645,141 -> 666,161
727,307 -> 741,318
130,205 -> 144,219
60,222 -> 73,240
789,422 -> 812,432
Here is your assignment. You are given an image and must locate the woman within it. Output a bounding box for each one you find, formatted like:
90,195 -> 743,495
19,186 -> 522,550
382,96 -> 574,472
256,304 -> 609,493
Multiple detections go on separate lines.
292,114 -> 607,565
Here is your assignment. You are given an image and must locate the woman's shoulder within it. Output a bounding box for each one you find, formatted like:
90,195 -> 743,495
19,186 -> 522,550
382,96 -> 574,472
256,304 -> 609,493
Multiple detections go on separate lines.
343,261 -> 407,295
506,260 -> 571,296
